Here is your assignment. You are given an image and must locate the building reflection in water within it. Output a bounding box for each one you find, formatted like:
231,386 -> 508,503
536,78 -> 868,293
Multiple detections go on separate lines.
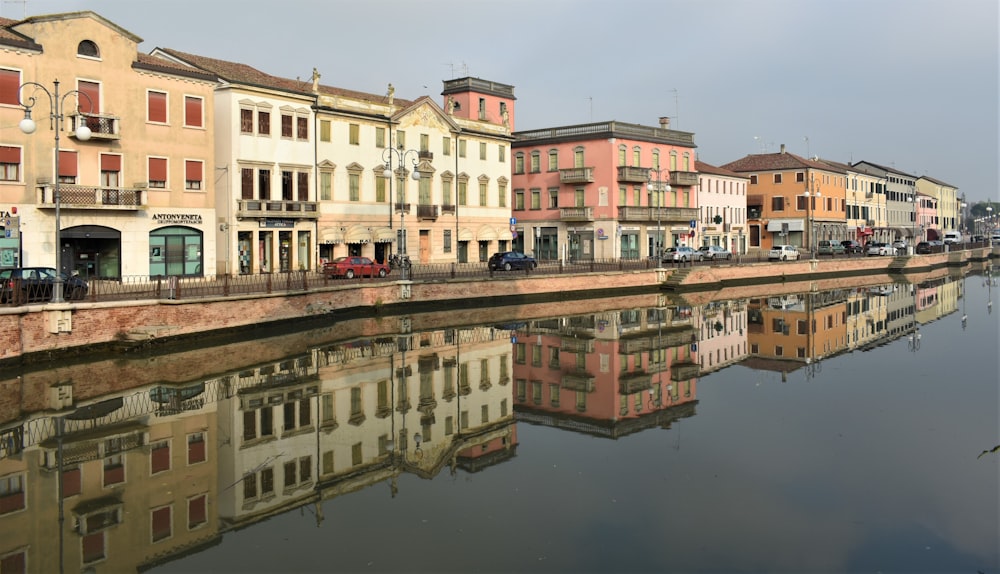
0,269 -> 977,572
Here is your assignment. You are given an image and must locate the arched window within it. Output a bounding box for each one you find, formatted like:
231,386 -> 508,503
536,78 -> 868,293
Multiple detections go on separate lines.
617,145 -> 627,166
652,149 -> 660,170
77,40 -> 100,58
632,146 -> 641,167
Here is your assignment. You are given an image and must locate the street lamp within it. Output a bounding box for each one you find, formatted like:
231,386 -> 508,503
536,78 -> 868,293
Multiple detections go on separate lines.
647,168 -> 671,260
382,144 -> 420,259
987,205 -> 994,235
18,79 -> 92,303
911,189 -> 919,249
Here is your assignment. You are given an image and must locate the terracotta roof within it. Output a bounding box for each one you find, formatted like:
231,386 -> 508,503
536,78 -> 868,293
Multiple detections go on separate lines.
0,16 -> 42,51
919,175 -> 956,188
852,160 -> 917,178
134,52 -> 217,82
695,160 -> 748,179
721,150 -> 842,173
156,48 -> 316,95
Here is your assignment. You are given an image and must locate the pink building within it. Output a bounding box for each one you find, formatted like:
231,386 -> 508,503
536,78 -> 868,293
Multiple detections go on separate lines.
914,192 -> 938,243
511,118 -> 698,261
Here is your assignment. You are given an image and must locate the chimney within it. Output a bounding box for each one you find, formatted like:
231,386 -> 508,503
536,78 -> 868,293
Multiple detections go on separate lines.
659,116 -> 670,129
780,143 -> 786,154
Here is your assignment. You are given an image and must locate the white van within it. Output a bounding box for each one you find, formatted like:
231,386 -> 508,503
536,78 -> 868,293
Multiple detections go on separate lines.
942,231 -> 963,244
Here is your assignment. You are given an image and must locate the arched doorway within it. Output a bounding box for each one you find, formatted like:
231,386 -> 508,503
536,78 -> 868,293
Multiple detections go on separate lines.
62,225 -> 121,280
150,226 -> 204,277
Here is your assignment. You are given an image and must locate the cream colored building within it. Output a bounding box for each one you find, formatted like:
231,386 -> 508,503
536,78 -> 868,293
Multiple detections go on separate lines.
917,175 -> 959,235
0,12 -> 217,279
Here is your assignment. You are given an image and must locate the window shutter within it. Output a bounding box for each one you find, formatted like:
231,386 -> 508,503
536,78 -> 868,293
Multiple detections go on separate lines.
100,154 -> 121,172
62,468 -> 82,498
148,91 -> 167,123
151,444 -> 170,473
0,146 -> 20,164
185,160 -> 202,181
58,151 -> 78,177
0,69 -> 20,105
151,507 -> 171,541
188,495 -> 206,527
148,158 -> 167,181
77,80 -> 100,113
184,96 -> 202,127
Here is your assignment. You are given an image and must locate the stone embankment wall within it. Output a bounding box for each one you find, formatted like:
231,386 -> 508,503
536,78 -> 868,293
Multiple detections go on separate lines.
0,248 -> 991,366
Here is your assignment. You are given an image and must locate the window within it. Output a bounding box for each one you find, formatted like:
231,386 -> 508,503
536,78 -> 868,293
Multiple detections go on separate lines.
749,174 -> 758,184
444,229 -> 452,253
375,174 -> 386,202
185,160 -> 203,190
188,432 -> 206,464
458,139 -> 466,158
772,196 -> 785,211
574,148 -> 584,168
375,127 -> 385,148
514,153 -> 524,174
77,40 -> 100,58
443,136 -> 451,156
773,173 -> 782,184
241,167 -> 254,199
281,114 -> 293,138
498,182 -> 507,208
349,173 -> 360,201
281,170 -> 293,200
257,110 -> 270,136
320,120 -> 331,142
514,189 -> 525,210
184,96 -> 203,128
188,495 -> 207,529
548,149 -> 558,171
240,109 -> 253,133
633,146 -> 641,166
498,145 -> 506,162
0,146 -> 20,182
150,440 -> 170,474
349,124 -> 359,145
151,506 -> 172,542
479,182 -> 488,206
530,151 -> 540,173
258,169 -> 271,199
297,116 -> 308,139
147,91 -> 167,123
0,68 -> 20,105
396,130 -> 406,148
575,189 -> 585,207
618,145 -> 626,166
796,172 -> 805,183
297,172 -> 309,201
58,150 -> 78,184
458,180 -> 467,206
100,153 -> 120,189
420,134 -> 430,152
320,172 -> 332,201
0,474 -> 25,514
530,189 -> 541,210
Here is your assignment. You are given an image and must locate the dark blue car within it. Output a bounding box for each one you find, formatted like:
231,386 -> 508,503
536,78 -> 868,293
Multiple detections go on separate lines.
488,251 -> 537,271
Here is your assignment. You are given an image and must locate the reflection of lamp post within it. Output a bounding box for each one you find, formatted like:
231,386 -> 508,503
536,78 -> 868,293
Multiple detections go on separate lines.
908,285 -> 921,352
647,168 -> 671,260
987,205 -> 994,235
911,188 -> 919,248
382,144 -> 420,258
18,79 -> 93,302
803,187 -> 821,258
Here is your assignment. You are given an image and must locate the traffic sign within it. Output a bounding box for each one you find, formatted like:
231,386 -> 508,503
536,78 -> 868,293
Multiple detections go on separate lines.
510,217 -> 516,225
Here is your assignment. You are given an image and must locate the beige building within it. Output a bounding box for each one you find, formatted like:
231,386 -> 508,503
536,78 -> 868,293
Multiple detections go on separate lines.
0,12 -> 217,279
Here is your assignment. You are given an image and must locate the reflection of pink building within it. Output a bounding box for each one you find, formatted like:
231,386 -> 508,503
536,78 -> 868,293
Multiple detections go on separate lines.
512,308 -> 699,437
914,192 -> 938,242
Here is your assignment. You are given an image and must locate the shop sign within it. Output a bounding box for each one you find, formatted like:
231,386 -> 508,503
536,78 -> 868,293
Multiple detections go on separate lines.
261,219 -> 294,228
153,213 -> 204,225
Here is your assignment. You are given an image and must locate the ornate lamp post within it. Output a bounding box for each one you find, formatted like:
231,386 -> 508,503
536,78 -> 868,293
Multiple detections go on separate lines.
803,188 -> 821,258
987,205 -> 994,235
647,168 -> 671,260
382,144 -> 420,258
18,79 -> 92,303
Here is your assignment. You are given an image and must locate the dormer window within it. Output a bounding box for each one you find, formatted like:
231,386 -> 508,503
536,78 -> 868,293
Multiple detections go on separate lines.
77,40 -> 100,58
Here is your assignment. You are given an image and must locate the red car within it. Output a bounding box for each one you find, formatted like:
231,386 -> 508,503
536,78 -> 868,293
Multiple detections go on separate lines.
323,256 -> 390,279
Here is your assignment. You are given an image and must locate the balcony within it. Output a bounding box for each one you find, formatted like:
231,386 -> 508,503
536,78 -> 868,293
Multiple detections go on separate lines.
394,202 -> 411,214
560,207 -> 593,221
560,338 -> 594,353
417,204 -> 439,220
671,171 -> 699,186
619,371 -> 652,394
670,361 -> 700,382
866,219 -> 875,227
617,166 -> 649,183
747,194 -> 764,208
440,204 -> 456,215
236,199 -> 318,219
418,150 -> 433,161
561,371 -> 595,392
559,167 -> 595,184
69,113 -> 120,140
37,183 -> 143,210
617,206 -> 699,223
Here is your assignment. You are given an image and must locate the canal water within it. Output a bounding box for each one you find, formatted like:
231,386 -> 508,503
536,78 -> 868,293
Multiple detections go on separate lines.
0,269 -> 996,573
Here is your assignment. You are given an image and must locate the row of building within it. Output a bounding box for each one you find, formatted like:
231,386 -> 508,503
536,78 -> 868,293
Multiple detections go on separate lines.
0,11 -> 963,280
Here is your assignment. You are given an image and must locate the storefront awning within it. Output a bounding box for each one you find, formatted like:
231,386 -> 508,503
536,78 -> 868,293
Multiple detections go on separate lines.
343,226 -> 371,244
857,226 -> 874,236
766,219 -> 805,232
458,227 -> 474,241
498,228 -> 513,241
372,227 -> 394,243
319,227 -> 343,244
477,225 -> 498,241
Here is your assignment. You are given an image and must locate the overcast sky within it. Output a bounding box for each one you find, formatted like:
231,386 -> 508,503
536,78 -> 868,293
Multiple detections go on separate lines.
13,0 -> 999,202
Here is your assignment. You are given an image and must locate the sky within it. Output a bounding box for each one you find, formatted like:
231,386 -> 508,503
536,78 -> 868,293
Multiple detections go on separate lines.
10,0 -> 999,202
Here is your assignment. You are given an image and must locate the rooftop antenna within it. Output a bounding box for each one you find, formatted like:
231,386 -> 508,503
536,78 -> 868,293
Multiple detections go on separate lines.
803,136 -> 810,158
670,88 -> 679,129
588,96 -> 592,121
2,0 -> 27,18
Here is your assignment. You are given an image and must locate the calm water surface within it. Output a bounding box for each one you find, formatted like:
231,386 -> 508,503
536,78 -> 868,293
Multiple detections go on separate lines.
1,270 -> 997,574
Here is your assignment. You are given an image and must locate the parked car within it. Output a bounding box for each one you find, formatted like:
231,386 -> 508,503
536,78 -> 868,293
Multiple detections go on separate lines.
866,242 -> 894,256
840,240 -> 864,254
0,267 -> 89,303
323,256 -> 390,279
817,240 -> 845,256
992,232 -> 1000,243
671,246 -> 703,262
659,247 -> 678,264
768,245 -> 800,261
892,239 -> 908,250
915,241 -> 933,254
698,245 -> 733,260
942,231 -> 963,244
488,251 -> 537,271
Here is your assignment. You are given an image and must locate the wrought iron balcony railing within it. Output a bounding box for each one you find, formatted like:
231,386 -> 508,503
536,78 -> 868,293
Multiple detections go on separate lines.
417,204 -> 439,220
69,113 -> 120,140
37,183 -> 143,210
